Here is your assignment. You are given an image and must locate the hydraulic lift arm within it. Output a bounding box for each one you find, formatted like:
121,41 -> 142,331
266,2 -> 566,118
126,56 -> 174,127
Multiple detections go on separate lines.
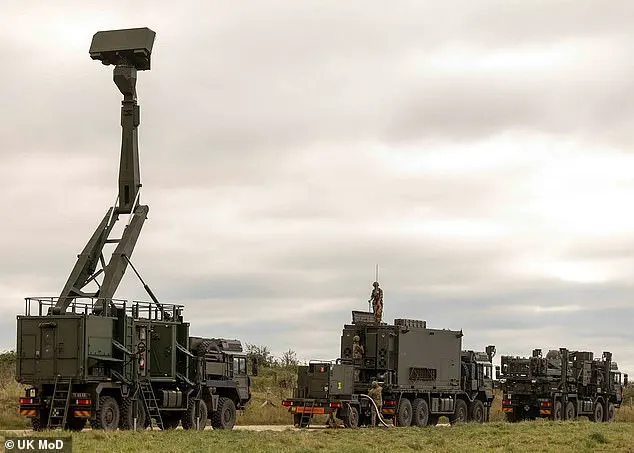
51,28 -> 156,315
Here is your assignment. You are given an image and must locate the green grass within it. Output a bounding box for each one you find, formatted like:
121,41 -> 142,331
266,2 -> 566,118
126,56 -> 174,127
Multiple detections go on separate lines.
2,421 -> 634,453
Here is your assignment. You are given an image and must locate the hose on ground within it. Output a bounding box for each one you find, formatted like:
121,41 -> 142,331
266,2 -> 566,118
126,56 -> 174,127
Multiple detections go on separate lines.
359,394 -> 391,428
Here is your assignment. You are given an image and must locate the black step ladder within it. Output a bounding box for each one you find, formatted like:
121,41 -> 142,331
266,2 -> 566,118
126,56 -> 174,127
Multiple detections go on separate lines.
139,380 -> 164,430
47,376 -> 72,430
300,400 -> 316,428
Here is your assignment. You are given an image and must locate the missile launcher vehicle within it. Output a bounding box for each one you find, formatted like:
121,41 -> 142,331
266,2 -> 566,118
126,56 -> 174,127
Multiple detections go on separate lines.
498,348 -> 627,422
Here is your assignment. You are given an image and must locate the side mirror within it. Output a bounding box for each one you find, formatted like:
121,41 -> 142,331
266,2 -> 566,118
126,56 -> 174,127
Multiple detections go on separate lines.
624,373 -> 628,387
495,365 -> 501,380
250,357 -> 259,377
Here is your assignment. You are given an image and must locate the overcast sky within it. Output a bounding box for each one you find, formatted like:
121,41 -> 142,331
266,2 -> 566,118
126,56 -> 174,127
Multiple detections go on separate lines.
1,1 -> 634,375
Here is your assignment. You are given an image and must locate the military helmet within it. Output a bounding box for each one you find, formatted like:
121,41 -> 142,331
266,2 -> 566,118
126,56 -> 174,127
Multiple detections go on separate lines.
371,380 -> 378,388
373,281 -> 379,287
353,335 -> 360,342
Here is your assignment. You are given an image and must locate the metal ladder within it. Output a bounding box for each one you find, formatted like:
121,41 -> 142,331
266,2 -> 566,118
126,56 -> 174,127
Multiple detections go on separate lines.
47,376 -> 72,430
300,399 -> 316,428
139,380 -> 164,430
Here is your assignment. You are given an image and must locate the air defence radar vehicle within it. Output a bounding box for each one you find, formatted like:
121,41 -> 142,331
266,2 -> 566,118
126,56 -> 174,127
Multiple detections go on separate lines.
497,348 -> 627,422
15,28 -> 254,431
282,310 -> 496,428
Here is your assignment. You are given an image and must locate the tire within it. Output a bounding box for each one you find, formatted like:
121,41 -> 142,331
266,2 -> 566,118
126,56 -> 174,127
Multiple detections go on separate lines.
591,401 -> 604,423
194,340 -> 221,357
66,416 -> 86,432
211,397 -> 236,429
505,410 -> 518,423
91,396 -> 120,430
31,410 -> 48,432
450,399 -> 468,425
428,415 -> 439,426
293,413 -> 309,428
120,397 -> 147,431
565,401 -> 576,420
469,400 -> 485,423
182,398 -> 208,430
343,405 -> 359,428
411,398 -> 429,427
552,401 -> 562,421
396,398 -> 413,427
607,403 -> 615,423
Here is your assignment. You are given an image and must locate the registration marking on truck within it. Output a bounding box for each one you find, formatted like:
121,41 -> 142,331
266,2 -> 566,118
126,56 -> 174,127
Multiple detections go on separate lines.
292,407 -> 326,415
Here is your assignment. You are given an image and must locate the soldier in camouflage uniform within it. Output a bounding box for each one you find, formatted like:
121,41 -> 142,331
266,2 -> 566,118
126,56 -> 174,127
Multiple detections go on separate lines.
369,282 -> 383,324
352,335 -> 364,382
368,381 -> 383,427
352,336 -> 364,359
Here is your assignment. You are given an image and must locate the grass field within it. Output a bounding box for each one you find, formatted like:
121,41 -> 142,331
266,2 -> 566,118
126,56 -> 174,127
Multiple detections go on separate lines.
2,420 -> 634,453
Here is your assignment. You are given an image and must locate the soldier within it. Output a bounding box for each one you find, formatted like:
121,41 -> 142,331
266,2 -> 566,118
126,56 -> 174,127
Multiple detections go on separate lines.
325,412 -> 338,428
368,381 -> 383,427
352,335 -> 364,382
368,281 -> 383,324
352,335 -> 364,359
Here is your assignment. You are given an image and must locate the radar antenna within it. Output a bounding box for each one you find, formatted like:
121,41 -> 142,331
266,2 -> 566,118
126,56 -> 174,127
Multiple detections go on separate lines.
50,28 -> 156,315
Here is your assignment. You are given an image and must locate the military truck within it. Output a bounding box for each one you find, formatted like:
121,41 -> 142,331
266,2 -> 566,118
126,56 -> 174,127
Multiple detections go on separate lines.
16,298 -> 254,431
282,311 -> 496,428
497,348 -> 628,422
15,28 -> 254,431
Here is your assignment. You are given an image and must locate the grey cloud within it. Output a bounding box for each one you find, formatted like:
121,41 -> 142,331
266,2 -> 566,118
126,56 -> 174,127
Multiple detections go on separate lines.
3,1 -> 634,377
466,1 -> 634,46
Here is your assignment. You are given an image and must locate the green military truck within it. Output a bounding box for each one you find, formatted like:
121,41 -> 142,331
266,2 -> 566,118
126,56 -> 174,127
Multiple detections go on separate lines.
282,311 -> 496,427
15,27 -> 254,431
498,348 -> 628,422
16,298 -> 254,431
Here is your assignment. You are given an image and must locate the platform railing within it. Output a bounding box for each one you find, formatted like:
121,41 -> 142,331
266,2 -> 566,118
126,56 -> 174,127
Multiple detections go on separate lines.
23,296 -> 184,321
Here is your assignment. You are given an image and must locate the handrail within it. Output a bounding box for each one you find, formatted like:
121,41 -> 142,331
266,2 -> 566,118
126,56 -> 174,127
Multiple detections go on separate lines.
23,296 -> 184,321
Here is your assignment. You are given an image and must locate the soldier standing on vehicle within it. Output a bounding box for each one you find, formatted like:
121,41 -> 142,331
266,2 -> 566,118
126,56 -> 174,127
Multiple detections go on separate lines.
352,335 -> 364,382
352,336 -> 364,359
368,381 -> 383,427
369,282 -> 383,324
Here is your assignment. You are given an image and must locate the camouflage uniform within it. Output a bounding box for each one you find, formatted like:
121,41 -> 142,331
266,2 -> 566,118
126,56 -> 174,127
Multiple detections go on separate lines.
369,282 -> 383,324
352,335 -> 364,382
368,381 -> 383,427
352,336 -> 364,359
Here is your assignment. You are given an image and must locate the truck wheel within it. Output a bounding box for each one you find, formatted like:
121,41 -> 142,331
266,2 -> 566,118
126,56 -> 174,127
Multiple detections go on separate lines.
194,339 -> 221,357
293,413 -> 309,428
343,405 -> 359,428
564,401 -> 576,420
91,396 -> 120,430
552,401 -> 562,421
66,416 -> 86,432
182,399 -> 208,430
450,399 -> 468,425
607,403 -> 615,422
211,397 -> 236,429
428,415 -> 439,426
31,410 -> 48,432
120,398 -> 147,431
469,400 -> 485,423
591,401 -> 604,423
411,398 -> 429,427
396,398 -> 413,427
